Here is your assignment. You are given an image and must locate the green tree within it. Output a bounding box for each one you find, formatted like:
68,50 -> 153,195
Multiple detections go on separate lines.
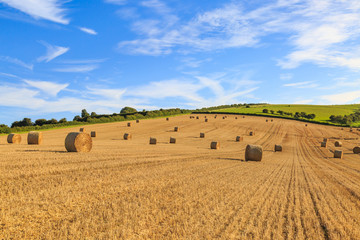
120,106 -> 137,114
81,109 -> 90,118
262,109 -> 269,113
35,119 -> 47,126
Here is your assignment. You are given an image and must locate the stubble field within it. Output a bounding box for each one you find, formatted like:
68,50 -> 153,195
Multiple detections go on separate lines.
1,114 -> 360,239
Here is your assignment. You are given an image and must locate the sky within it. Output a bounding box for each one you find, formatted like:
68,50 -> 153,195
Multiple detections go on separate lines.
1,0 -> 360,125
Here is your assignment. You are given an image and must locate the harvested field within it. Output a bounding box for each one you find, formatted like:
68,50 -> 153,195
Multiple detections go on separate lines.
1,114 -> 360,239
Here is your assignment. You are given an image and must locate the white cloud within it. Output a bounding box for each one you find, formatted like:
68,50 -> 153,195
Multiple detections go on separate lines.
320,90 -> 360,104
79,27 -> 97,35
37,41 -> 69,62
87,87 -> 126,100
53,65 -> 98,72
283,81 -> 318,88
24,79 -> 68,96
0,0 -> 70,24
0,56 -> 33,70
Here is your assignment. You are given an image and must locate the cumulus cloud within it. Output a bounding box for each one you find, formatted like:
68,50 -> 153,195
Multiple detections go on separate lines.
0,0 -> 70,24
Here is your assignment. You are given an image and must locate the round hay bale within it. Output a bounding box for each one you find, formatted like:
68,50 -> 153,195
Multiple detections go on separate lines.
235,117 -> 238,119
170,137 -> 176,144
321,142 -> 327,148
166,118 -> 169,121
79,128 -> 85,132
127,122 -> 131,127
249,131 -> 254,136
334,150 -> 343,159
243,116 -> 245,118
341,128 -> 344,130
65,132 -> 92,152
200,133 -> 205,138
27,131 -> 43,145
222,116 -> 225,119
271,119 -> 273,122
123,133 -> 132,140
274,144 -> 282,152
91,131 -> 96,138
149,137 -> 157,145
210,141 -> 220,149
245,144 -> 263,161
236,136 -> 243,142
353,146 -> 360,154
174,127 -> 179,132
7,133 -> 21,144
305,124 -> 308,127
196,116 -> 199,119
323,138 -> 328,143
136,119 -> 140,123
266,119 -> 268,122
334,141 -> 342,147
205,119 -> 208,122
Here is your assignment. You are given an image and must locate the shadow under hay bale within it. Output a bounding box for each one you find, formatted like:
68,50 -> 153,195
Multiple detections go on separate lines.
200,133 -> 205,138
8,133 -> 21,144
249,131 -> 254,136
174,127 -> 179,132
210,141 -> 220,149
245,144 -> 263,161
28,131 -> 43,145
65,132 -> 92,152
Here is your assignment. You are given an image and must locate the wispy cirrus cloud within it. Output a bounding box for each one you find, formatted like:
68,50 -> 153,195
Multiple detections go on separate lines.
118,0 -> 360,71
0,0 -> 70,24
79,27 -> 98,35
0,56 -> 33,70
104,0 -> 127,5
24,79 -> 68,96
320,90 -> 360,104
283,81 -> 318,88
37,41 -> 69,63
53,65 -> 98,73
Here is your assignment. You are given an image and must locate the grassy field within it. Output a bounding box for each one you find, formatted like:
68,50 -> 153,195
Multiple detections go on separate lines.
212,104 -> 360,125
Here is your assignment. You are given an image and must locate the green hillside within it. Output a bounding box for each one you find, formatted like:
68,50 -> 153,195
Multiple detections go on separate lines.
211,104 -> 360,126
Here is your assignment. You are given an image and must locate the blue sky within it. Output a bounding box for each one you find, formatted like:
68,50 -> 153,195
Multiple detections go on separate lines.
1,0 -> 360,125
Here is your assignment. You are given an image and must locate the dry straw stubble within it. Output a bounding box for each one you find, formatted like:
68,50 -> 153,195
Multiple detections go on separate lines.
65,132 -> 92,152
27,131 -> 43,145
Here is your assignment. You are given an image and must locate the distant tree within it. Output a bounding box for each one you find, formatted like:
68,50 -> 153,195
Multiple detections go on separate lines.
11,118 -> 33,128
245,105 -> 250,108
91,112 -> 97,117
47,118 -> 58,124
120,106 -> 137,114
81,109 -> 90,118
35,119 -> 47,126
277,110 -> 284,115
73,115 -> 81,121
59,118 -> 67,123
262,109 -> 269,113
270,110 -> 275,114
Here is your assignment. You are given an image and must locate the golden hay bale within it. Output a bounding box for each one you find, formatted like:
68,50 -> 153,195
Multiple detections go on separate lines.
136,119 -> 140,123
266,119 -> 268,122
271,119 -> 273,122
236,136 -> 243,142
205,119 -> 208,122
200,132 -> 205,138
204,116 -> 207,119
123,133 -> 132,140
305,124 -> 308,127
341,128 -> 344,130
65,132 -> 92,152
334,141 -> 342,147
274,144 -> 282,152
196,116 -> 199,119
149,137 -> 157,145
7,133 -> 21,144
235,117 -> 238,119
174,127 -> 179,132
210,141 -> 220,149
321,142 -> 327,148
166,117 -> 169,121
245,144 -> 263,161
27,131 -> 43,145
222,116 -> 225,119
80,128 -> 85,132
334,150 -> 343,159
91,131 -> 96,137
249,131 -> 254,136
170,137 -> 176,144
323,138 -> 328,142
127,122 -> 131,127
353,146 -> 360,154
